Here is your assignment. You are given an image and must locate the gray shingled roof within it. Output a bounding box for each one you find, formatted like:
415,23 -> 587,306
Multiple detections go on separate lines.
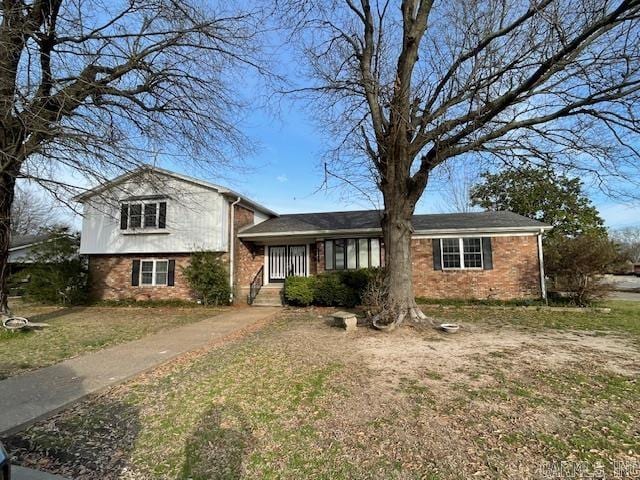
239,210 -> 549,237
10,233 -> 52,249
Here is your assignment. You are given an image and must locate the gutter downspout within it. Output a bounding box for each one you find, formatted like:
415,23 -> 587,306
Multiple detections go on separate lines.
537,228 -> 547,303
229,196 -> 241,303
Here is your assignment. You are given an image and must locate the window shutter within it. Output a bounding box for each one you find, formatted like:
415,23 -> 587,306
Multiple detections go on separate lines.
158,202 -> 167,229
482,237 -> 493,270
432,239 -> 442,270
167,259 -> 176,286
131,259 -> 140,286
120,204 -> 129,230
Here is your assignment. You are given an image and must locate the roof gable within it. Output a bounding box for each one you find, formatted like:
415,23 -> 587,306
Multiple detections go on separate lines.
74,165 -> 277,217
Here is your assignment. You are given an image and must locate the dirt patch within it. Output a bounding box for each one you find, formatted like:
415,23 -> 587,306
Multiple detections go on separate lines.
355,322 -> 640,385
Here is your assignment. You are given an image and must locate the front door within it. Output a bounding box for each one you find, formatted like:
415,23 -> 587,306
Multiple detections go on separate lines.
269,245 -> 307,283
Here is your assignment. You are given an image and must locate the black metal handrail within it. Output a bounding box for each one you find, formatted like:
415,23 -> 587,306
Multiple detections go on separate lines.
248,266 -> 264,305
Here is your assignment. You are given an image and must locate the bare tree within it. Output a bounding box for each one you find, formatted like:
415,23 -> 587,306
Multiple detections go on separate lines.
433,158 -> 481,213
0,0 -> 269,312
10,185 -> 62,236
611,226 -> 640,263
277,0 -> 640,328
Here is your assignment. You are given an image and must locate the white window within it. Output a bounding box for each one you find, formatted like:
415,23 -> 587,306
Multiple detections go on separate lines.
129,204 -> 142,228
325,241 -> 334,270
347,239 -> 357,269
358,239 -> 369,267
463,238 -> 483,268
441,238 -> 483,269
140,260 -> 169,286
144,203 -> 157,228
334,239 -> 345,269
370,239 -> 381,268
324,238 -> 383,270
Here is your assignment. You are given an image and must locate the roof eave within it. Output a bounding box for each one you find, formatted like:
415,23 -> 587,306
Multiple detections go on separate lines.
238,224 -> 552,239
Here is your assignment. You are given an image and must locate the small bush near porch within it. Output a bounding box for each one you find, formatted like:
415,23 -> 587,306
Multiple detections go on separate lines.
5,301 -> 639,479
284,268 -> 378,307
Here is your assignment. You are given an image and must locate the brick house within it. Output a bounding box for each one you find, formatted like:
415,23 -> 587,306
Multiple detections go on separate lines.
77,166 -> 551,304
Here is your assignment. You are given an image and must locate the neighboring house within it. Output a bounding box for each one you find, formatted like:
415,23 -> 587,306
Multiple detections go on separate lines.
76,166 -> 552,303
8,233 -> 54,270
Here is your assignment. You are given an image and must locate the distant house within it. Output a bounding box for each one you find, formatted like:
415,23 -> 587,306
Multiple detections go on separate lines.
8,234 -> 54,271
75,166 -> 552,304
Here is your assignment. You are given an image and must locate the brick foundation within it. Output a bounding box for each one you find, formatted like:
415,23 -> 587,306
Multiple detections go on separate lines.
88,253 -> 197,301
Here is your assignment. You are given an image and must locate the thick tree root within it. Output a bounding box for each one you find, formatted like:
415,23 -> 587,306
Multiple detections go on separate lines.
372,305 -> 437,331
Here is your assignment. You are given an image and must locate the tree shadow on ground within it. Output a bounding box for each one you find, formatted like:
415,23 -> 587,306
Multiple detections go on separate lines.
27,306 -> 87,323
2,385 -> 140,480
179,403 -> 254,480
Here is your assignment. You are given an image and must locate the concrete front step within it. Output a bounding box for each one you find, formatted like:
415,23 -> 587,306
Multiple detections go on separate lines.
251,287 -> 284,307
252,300 -> 283,307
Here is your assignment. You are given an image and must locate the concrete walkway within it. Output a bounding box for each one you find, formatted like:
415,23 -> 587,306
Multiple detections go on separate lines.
13,465 -> 70,480
0,307 -> 279,436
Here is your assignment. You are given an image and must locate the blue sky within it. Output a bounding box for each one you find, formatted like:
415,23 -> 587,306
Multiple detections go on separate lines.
153,103 -> 640,231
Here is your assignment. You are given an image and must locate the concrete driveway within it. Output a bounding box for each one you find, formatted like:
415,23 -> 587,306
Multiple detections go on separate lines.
12,465 -> 70,480
0,307 -> 279,436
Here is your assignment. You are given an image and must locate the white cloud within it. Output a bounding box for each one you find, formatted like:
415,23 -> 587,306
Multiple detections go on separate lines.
276,174 -> 288,183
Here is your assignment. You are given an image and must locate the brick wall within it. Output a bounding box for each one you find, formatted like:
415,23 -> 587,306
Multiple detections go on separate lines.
88,253 -> 195,301
315,241 -> 325,275
233,204 -> 262,303
233,233 -> 542,303
412,235 -> 541,300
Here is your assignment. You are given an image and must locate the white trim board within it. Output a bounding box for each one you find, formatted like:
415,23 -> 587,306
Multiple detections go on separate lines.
240,227 -> 549,241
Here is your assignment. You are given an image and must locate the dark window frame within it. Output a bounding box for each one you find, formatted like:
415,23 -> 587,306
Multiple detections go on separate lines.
121,201 -> 166,230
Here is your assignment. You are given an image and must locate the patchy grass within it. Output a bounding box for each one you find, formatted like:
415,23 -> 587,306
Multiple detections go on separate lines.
4,304 -> 640,479
422,300 -> 640,338
0,300 -> 225,379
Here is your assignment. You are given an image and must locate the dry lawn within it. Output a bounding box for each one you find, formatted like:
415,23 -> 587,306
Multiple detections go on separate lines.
0,301 -> 225,379
3,303 -> 640,479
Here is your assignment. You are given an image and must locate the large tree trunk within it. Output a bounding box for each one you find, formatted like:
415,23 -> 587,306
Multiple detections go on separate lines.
374,171 -> 429,331
0,167 -> 17,315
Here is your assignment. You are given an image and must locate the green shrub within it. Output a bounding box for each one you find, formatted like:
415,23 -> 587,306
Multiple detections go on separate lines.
338,269 -> 379,301
315,269 -> 379,307
20,228 -> 88,305
182,252 -> 231,306
283,276 -> 316,306
283,268 -> 379,308
313,273 -> 354,307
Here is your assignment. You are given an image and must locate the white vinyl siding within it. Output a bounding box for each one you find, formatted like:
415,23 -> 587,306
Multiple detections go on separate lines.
80,175 -> 230,254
